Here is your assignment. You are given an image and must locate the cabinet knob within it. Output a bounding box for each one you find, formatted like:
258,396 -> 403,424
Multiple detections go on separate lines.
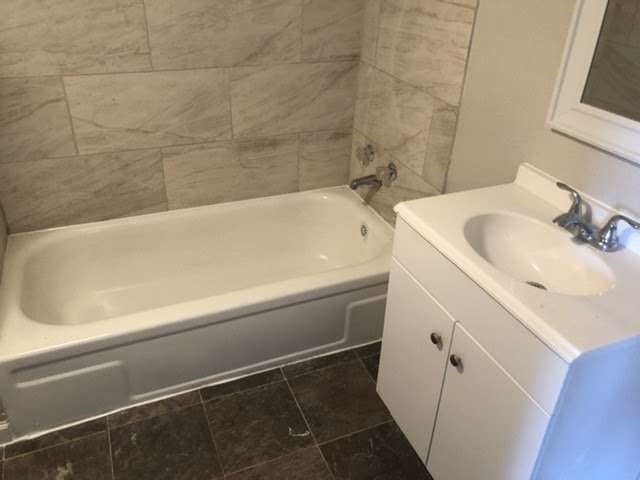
429,332 -> 443,349
449,354 -> 463,370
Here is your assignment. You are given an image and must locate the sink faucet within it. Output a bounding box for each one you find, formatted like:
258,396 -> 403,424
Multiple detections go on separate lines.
350,162 -> 398,191
553,182 -> 585,229
553,182 -> 640,252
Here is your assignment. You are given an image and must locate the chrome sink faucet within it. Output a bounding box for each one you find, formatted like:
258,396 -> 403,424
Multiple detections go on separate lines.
553,183 -> 585,229
553,182 -> 640,252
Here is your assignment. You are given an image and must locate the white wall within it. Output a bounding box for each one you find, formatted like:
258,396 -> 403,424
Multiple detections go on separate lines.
447,0 -> 640,216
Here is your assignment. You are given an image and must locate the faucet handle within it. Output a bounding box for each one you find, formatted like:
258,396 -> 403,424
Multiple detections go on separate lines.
596,215 -> 640,251
556,182 -> 583,216
376,162 -> 398,187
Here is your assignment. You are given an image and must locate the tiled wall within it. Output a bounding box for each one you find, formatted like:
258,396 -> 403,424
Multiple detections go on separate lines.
0,203 -> 6,278
0,0 -> 364,233
350,0 -> 477,221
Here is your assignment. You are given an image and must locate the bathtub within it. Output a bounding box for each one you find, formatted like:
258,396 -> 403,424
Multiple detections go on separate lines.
0,186 -> 392,441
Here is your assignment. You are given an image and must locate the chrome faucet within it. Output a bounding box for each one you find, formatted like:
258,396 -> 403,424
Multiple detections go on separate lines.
553,182 -> 586,229
350,162 -> 398,190
349,174 -> 382,190
553,182 -> 640,252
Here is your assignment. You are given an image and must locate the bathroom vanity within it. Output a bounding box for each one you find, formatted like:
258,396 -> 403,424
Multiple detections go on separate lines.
377,164 -> 640,479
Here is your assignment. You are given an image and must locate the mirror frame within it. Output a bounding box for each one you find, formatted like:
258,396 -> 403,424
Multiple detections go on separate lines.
548,0 -> 640,165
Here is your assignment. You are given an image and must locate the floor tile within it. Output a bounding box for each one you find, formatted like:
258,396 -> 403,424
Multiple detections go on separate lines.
320,422 -> 432,480
225,448 -> 332,480
282,350 -> 358,379
354,341 -> 381,359
4,432 -> 111,480
361,354 -> 381,381
108,391 -> 200,428
5,418 -> 106,458
110,404 -> 221,480
288,361 -> 391,443
205,382 -> 313,473
200,368 -> 284,403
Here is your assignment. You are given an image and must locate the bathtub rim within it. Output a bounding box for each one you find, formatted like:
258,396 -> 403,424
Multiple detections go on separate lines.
5,185 -> 391,238
0,186 -> 393,363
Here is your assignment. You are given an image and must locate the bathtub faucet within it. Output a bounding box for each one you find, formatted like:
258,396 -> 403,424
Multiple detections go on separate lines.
350,174 -> 382,190
350,162 -> 397,191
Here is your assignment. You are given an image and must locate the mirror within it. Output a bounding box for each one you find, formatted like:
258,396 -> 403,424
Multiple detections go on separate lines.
549,0 -> 640,165
582,0 -> 640,123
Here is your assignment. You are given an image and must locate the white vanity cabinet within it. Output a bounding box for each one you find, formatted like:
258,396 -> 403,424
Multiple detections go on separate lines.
377,259 -> 455,459
378,219 -> 566,480
378,166 -> 640,479
427,324 -> 549,480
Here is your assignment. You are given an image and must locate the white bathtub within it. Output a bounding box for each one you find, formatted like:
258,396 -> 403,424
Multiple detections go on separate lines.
0,187 -> 392,441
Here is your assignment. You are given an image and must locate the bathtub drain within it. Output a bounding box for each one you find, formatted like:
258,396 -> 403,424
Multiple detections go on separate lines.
361,223 -> 368,238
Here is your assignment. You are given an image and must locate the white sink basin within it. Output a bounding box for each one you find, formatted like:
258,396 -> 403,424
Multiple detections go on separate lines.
463,213 -> 616,296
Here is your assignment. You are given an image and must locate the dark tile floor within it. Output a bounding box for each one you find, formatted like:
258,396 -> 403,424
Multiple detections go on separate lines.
0,343 -> 433,479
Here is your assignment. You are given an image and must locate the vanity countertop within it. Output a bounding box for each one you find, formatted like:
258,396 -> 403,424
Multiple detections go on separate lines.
395,164 -> 640,362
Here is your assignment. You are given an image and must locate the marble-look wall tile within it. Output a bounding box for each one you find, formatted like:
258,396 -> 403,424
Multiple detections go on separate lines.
145,0 -> 302,70
0,77 -> 76,163
0,201 -> 7,280
65,69 -> 232,154
355,64 -> 434,175
0,0 -> 151,77
449,0 -> 478,7
376,0 -> 475,103
361,0 -> 381,64
163,135 -> 299,209
231,62 -> 357,137
350,130 -> 438,223
302,0 -> 365,61
299,130 -> 351,190
423,100 -> 458,192
0,150 -> 167,232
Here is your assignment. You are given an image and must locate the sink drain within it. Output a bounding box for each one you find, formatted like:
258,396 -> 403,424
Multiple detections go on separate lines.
525,281 -> 548,291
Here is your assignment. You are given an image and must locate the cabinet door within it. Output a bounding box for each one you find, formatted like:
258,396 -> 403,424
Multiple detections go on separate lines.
377,259 -> 455,460
428,325 -> 549,480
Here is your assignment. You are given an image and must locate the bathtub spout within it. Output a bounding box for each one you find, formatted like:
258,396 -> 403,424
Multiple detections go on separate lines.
349,162 -> 398,191
350,175 -> 382,190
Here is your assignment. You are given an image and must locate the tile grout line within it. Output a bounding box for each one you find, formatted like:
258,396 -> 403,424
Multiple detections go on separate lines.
356,354 -> 377,384
140,0 -> 155,71
372,0 -> 383,67
316,419 -> 395,448
360,57 -> 462,109
157,148 -> 170,209
0,127 -> 353,167
226,68 -> 235,142
59,76 -> 80,156
221,445 -> 326,478
296,132 -> 302,191
0,58 -> 360,82
283,368 -> 337,480
298,0 -> 305,59
282,355 -> 360,381
3,426 -> 109,461
441,2 -> 480,194
198,397 -> 227,479
105,417 -> 116,480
